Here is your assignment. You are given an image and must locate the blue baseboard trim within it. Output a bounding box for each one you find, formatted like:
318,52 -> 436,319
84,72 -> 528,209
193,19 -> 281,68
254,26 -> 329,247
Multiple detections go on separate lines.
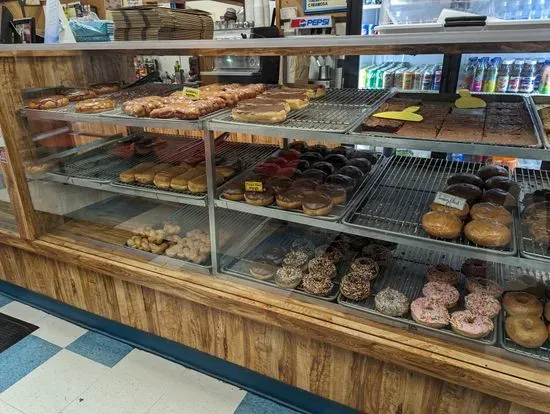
0,280 -> 359,414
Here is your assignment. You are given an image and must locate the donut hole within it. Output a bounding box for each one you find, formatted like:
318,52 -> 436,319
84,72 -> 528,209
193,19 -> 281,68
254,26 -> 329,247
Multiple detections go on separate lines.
466,316 -> 476,324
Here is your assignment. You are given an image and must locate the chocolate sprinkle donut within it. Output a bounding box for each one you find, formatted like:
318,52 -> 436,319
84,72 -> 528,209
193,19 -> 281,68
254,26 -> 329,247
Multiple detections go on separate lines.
340,273 -> 371,301
275,266 -> 303,288
301,272 -> 334,296
350,257 -> 379,281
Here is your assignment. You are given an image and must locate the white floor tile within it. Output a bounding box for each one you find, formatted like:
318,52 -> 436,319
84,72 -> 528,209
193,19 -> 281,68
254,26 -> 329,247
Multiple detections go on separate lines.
60,370 -> 165,414
148,369 -> 246,414
0,301 -> 46,325
1,349 -> 107,414
32,315 -> 87,348
0,400 -> 24,414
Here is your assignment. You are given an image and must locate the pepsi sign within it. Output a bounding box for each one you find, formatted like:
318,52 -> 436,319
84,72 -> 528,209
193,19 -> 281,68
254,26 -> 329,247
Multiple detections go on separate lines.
290,16 -> 333,29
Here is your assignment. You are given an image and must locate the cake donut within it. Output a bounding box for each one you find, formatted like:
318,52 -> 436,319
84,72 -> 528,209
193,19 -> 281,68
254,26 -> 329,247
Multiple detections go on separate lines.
464,293 -> 501,319
426,264 -> 458,285
450,310 -> 494,339
315,244 -> 344,263
301,272 -> 334,296
503,292 -> 543,317
375,288 -> 409,317
466,277 -> 504,298
275,266 -> 303,288
308,257 -> 337,279
282,250 -> 309,271
290,238 -> 315,259
350,257 -> 379,281
361,244 -> 393,271
248,260 -> 277,281
340,273 -> 371,301
422,281 -> 460,309
461,258 -> 488,279
410,297 -> 450,328
505,315 -> 548,348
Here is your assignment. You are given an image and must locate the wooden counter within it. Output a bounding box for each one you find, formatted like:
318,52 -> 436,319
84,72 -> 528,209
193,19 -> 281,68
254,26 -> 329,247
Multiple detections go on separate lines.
0,50 -> 549,414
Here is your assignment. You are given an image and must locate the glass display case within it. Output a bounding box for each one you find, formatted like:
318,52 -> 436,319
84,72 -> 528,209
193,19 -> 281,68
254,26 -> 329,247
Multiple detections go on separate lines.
2,32 -> 550,411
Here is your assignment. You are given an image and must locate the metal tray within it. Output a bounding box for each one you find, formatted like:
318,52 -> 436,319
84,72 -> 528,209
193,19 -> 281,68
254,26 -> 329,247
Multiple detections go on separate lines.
110,140 -> 279,202
221,221 -> 358,302
531,95 -> 550,149
498,265 -> 550,363
217,152 -> 386,222
342,155 -> 518,256
351,91 -> 545,149
338,245 -> 502,346
210,88 -> 391,134
514,167 -> 550,263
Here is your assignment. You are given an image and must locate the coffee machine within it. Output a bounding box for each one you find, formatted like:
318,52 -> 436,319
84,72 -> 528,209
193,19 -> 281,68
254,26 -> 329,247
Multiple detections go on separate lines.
200,25 -> 280,85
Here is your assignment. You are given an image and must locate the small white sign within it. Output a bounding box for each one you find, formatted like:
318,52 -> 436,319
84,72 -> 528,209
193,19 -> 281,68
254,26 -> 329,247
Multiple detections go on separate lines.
433,191 -> 467,210
304,0 -> 346,13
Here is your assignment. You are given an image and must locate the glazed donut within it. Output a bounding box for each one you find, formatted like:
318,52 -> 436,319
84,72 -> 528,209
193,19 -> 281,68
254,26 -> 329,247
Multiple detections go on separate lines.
422,281 -> 460,309
350,257 -> 379,280
340,273 -> 371,301
430,202 -> 469,220
426,264 -> 458,285
410,297 -> 450,328
503,292 -> 543,317
545,302 -> 550,322
470,202 -> 513,226
505,315 -> 548,348
450,310 -> 494,339
466,277 -> 504,298
421,211 -> 463,239
361,244 -> 392,271
461,258 -> 488,279
464,219 -> 511,248
375,287 -> 409,317
465,293 -> 501,319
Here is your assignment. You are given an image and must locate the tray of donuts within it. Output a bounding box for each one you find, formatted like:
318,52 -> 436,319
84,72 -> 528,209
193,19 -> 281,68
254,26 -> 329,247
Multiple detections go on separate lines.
514,168 -> 550,262
217,142 -> 383,221
221,221 -> 396,302
421,164 -> 519,255
339,247 -> 505,345
499,267 -> 550,362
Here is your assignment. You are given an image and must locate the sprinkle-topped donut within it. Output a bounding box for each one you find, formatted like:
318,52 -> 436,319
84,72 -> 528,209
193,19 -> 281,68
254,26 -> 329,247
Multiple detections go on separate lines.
464,293 -> 501,319
422,281 -> 460,309
466,277 -> 504,298
410,297 -> 450,328
375,288 -> 409,317
350,257 -> 379,281
450,310 -> 494,339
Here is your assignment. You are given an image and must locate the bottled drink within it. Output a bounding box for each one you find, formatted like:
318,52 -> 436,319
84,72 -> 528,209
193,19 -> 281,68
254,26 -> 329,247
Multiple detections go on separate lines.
539,60 -> 550,95
413,66 -> 424,90
471,57 -> 487,92
394,68 -> 405,89
483,58 -> 499,93
496,59 -> 513,93
382,67 -> 396,89
535,59 -> 546,91
519,59 -> 537,93
402,67 -> 415,90
367,65 -> 379,89
422,65 -> 434,90
432,65 -> 442,91
462,57 -> 477,90
508,59 -> 523,93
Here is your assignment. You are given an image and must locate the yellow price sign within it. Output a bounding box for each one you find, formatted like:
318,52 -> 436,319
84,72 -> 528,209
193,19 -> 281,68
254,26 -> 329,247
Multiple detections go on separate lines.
183,87 -> 200,101
245,181 -> 263,192
455,89 -> 486,109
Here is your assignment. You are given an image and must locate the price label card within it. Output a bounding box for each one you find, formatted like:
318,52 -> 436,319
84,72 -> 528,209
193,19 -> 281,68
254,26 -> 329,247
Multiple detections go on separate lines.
245,181 -> 263,192
183,87 -> 200,101
433,192 -> 467,210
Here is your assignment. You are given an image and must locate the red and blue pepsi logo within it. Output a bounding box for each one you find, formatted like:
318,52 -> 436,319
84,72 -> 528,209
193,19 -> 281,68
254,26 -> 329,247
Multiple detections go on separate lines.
290,16 -> 332,28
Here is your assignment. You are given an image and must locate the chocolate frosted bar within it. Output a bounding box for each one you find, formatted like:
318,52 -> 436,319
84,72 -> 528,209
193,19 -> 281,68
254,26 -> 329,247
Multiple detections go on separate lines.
362,117 -> 403,133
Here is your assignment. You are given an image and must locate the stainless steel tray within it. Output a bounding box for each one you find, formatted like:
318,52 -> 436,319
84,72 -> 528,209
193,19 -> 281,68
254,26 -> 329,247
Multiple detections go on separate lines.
498,265 -> 550,363
342,155 -> 518,256
217,151 -> 386,222
210,88 -> 391,134
221,221 -> 358,302
531,95 -> 550,149
351,92 -> 545,149
338,245 -> 502,346
514,167 -> 550,263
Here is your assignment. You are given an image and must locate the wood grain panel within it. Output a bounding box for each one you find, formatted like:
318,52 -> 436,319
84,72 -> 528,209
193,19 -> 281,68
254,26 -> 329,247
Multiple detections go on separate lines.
0,244 -> 545,414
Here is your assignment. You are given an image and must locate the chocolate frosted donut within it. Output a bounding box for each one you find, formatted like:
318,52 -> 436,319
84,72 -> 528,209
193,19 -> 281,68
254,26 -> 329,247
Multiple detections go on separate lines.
276,188 -> 304,209
375,288 -> 409,317
326,174 -> 355,193
308,257 -> 337,279
362,244 -> 392,271
482,188 -> 516,207
290,159 -> 310,171
350,257 -> 379,280
266,176 -> 292,194
461,258 -> 488,278
310,161 -> 335,176
301,272 -> 334,296
301,168 -> 328,183
329,146 -> 351,157
308,144 -> 329,156
340,273 -> 371,301
445,183 -> 482,205
485,176 -> 520,197
262,246 -> 285,265
300,152 -> 323,164
477,165 -> 508,181
339,165 -> 364,183
351,150 -> 378,165
248,260 -> 277,280
426,264 -> 458,285
315,244 -> 344,263
447,173 -> 485,190
348,158 -> 372,173
223,182 -> 245,201
244,187 -> 274,206
275,266 -> 303,288
323,154 -> 349,170
291,178 -> 318,191
316,183 -> 347,205
302,193 -> 333,216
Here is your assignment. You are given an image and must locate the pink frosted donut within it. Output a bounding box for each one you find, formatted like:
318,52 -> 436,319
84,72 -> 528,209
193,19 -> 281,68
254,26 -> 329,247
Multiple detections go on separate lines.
426,263 -> 458,285
450,310 -> 494,339
465,277 -> 504,298
464,292 -> 501,319
410,297 -> 450,328
422,281 -> 460,309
